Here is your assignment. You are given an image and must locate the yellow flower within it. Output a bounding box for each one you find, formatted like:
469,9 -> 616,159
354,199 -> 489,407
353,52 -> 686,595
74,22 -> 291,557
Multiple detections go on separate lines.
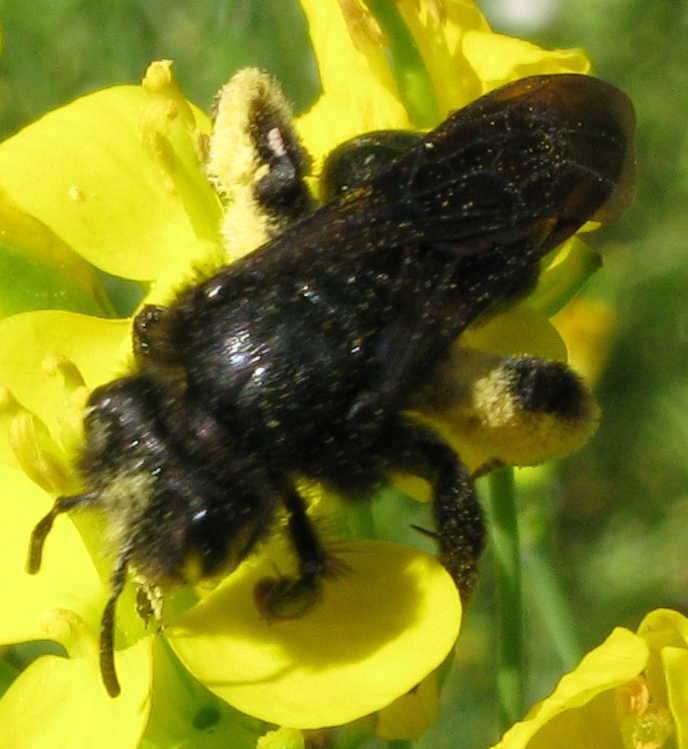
551,298 -> 618,386
0,0 -> 613,744
491,608 -> 687,749
299,0 -> 590,163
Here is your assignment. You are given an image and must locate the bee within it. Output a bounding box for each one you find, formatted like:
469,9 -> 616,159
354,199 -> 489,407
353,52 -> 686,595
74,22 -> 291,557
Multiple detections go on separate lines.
27,70 -> 635,697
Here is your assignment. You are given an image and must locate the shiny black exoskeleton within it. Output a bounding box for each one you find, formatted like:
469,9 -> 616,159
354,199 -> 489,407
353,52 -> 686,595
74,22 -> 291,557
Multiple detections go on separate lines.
28,73 -> 635,697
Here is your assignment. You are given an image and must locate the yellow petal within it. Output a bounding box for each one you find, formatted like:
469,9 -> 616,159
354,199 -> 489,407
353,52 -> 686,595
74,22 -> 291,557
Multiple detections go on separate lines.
0,639 -> 151,749
638,608 -> 688,651
0,85 -> 220,280
375,669 -> 440,740
462,30 -> 590,96
0,464 -> 104,645
551,300 -> 617,385
256,727 -> 305,749
662,647 -> 688,748
167,539 -> 461,728
493,627 -> 648,748
0,311 -> 130,467
0,189 -> 109,318
396,0 -> 491,115
463,306 -> 568,362
297,0 -> 410,168
638,607 -> 688,735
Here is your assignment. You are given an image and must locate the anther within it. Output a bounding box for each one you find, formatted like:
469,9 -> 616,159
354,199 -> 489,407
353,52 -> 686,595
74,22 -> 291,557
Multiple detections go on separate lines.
0,387 -> 75,494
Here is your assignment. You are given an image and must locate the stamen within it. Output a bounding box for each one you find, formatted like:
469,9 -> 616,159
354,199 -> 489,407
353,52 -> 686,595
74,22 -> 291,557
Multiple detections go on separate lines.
141,60 -> 205,173
616,676 -> 674,749
42,353 -> 86,391
141,59 -> 196,132
0,386 -> 75,494
337,0 -> 388,49
39,608 -> 99,660
142,59 -> 177,95
42,354 -> 88,454
425,0 -> 447,25
140,104 -> 179,194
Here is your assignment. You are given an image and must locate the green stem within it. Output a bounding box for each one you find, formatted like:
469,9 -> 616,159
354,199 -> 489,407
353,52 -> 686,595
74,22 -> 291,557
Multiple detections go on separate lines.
488,468 -> 526,732
364,0 -> 440,127
523,546 -> 583,671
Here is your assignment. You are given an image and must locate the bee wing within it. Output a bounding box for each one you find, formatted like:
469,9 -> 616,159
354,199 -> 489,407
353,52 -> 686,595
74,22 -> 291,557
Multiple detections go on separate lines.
354,73 -> 635,255
328,75 -> 634,408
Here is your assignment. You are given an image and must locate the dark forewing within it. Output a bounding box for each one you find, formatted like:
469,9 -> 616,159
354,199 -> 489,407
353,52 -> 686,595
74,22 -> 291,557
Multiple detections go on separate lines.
391,72 -> 636,250
344,73 -> 635,253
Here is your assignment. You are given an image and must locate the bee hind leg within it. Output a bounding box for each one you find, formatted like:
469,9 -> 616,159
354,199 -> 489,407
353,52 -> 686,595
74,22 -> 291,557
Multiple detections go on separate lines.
393,425 -> 486,602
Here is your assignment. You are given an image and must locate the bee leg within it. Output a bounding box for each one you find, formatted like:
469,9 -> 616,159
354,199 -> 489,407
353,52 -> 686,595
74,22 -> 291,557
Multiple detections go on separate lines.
26,492 -> 98,574
430,447 -> 486,601
132,304 -> 167,365
397,428 -> 486,601
254,482 -> 333,620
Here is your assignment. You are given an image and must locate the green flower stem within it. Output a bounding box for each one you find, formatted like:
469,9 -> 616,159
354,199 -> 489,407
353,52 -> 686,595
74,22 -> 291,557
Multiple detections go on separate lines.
364,0 -> 440,128
523,546 -> 583,671
488,468 -> 526,732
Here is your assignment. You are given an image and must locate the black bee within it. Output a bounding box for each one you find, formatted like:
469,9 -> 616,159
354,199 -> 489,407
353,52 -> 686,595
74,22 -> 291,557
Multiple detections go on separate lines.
27,72 -> 635,698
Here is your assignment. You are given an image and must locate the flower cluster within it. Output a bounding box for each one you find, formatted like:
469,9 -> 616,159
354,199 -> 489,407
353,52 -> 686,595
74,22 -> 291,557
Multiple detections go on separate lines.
494,608 -> 686,749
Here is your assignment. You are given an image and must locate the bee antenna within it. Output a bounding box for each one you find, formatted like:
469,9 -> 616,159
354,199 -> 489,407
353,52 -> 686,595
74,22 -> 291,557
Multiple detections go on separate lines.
100,540 -> 134,698
26,493 -> 96,575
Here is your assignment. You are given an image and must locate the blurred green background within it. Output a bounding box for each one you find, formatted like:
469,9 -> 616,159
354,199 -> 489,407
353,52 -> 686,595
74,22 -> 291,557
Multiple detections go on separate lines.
0,1 -> 686,747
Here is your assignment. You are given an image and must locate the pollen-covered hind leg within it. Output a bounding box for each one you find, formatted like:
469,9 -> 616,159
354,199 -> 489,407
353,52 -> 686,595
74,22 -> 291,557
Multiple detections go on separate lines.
254,481 -> 336,620
394,426 -> 486,601
26,492 -> 98,574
